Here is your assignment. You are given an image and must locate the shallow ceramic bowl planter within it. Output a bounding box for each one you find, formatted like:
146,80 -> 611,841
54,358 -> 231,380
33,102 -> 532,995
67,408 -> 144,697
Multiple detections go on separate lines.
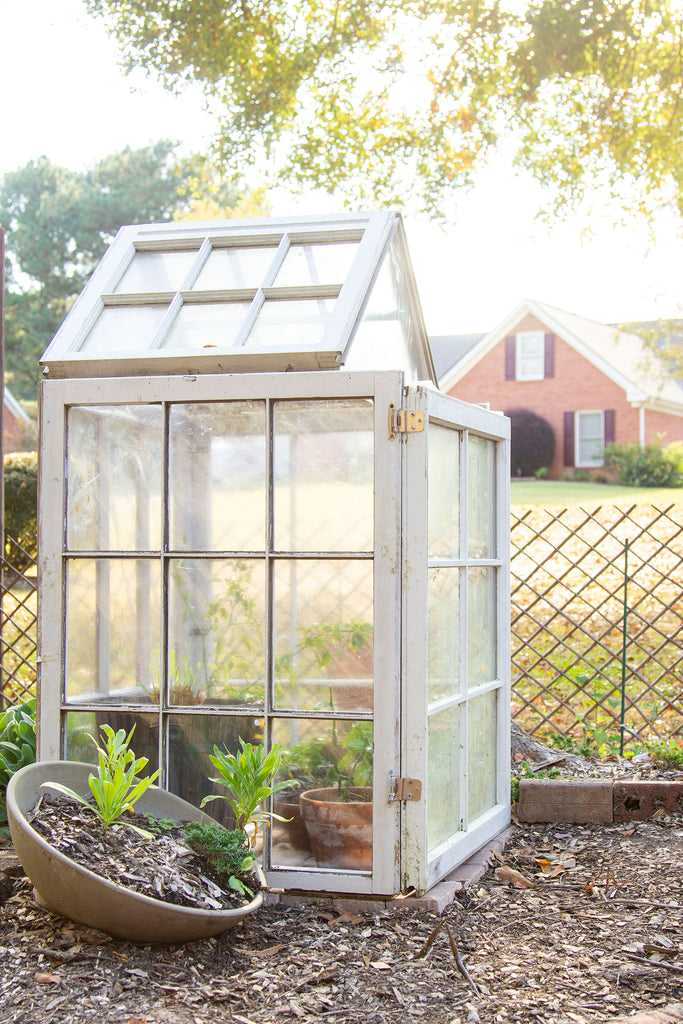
299,787 -> 372,870
7,760 -> 264,944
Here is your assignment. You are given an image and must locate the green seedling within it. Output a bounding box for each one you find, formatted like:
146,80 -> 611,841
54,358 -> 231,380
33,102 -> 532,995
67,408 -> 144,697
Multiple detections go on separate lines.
44,724 -> 159,834
201,738 -> 295,843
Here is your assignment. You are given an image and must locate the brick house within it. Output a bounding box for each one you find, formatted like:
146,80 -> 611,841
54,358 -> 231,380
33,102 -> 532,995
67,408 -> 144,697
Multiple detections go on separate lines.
3,387 -> 34,452
433,299 -> 683,479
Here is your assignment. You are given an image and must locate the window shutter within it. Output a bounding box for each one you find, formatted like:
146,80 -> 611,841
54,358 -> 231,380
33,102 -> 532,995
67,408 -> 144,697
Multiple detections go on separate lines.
544,333 -> 555,378
563,411 -> 575,467
505,336 -> 515,380
604,409 -> 615,446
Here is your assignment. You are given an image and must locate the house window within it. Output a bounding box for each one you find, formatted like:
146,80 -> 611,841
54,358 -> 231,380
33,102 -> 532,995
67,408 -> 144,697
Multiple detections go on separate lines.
505,332 -> 554,381
515,332 -> 544,380
576,411 -> 605,466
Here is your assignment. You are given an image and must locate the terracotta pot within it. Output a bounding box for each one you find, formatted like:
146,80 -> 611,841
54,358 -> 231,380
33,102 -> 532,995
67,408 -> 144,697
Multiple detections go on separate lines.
299,787 -> 372,870
273,797 -> 312,853
7,760 -> 264,944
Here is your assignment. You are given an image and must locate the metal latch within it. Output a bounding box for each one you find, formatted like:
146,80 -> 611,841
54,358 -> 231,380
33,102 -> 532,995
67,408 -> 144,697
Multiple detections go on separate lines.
388,771 -> 422,803
388,404 -> 424,440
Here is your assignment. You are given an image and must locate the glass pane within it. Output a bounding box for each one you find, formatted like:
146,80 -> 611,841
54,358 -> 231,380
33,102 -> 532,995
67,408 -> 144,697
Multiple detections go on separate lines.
168,559 -> 266,705
193,246 -> 278,290
428,706 -> 461,852
163,301 -> 252,349
169,402 -> 266,551
166,714 -> 264,828
65,559 -> 161,701
272,718 -> 373,871
468,691 -> 498,822
428,567 -> 460,703
65,711 -> 159,771
67,405 -> 163,551
346,240 -> 422,379
80,304 -> 168,352
248,298 -> 335,348
468,567 -> 497,688
273,560 -> 373,712
274,242 -> 358,286
428,424 -> 460,559
115,250 -> 198,293
468,435 -> 496,558
273,399 -> 374,552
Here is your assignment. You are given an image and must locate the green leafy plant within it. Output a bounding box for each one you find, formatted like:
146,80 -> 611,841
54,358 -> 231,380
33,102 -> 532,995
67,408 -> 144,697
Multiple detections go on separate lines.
283,722 -> 373,802
328,722 -> 373,800
602,441 -> 683,487
44,724 -> 160,833
645,738 -> 683,769
183,820 -> 256,897
201,739 -> 294,842
0,697 -> 37,823
511,760 -> 561,803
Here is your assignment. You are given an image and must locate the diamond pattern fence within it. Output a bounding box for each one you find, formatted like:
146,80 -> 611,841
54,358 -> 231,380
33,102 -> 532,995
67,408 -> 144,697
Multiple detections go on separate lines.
511,502 -> 683,746
1,537 -> 37,706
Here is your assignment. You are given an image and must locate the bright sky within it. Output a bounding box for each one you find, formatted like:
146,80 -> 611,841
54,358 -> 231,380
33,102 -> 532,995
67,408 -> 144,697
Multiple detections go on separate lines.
3,0 -> 683,335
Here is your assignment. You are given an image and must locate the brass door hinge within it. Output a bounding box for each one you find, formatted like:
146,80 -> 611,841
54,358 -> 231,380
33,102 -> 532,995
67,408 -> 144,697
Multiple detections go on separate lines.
388,404 -> 424,440
388,771 -> 422,803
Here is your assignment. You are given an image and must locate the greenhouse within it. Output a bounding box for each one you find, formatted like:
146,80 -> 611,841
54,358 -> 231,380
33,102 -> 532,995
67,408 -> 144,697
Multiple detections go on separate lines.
38,210 -> 510,896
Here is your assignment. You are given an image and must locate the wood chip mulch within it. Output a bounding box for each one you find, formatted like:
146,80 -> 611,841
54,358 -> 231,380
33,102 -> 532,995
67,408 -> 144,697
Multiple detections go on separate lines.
26,795 -> 254,911
1,812 -> 682,1024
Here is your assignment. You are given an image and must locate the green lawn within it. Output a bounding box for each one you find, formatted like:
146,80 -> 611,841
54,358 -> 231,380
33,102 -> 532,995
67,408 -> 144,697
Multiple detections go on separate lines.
510,479 -> 683,507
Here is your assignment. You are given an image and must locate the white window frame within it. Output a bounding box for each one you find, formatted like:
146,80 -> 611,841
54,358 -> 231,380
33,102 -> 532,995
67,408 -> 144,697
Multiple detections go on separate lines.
575,409 -> 605,467
515,331 -> 544,381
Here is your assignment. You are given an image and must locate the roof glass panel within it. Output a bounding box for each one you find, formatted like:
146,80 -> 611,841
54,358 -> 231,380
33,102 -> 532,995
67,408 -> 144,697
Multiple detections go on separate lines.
193,246 -> 278,290
40,213 -> 436,382
114,250 -> 199,293
274,242 -> 358,287
80,305 -> 169,352
163,301 -> 253,350
248,298 -> 335,348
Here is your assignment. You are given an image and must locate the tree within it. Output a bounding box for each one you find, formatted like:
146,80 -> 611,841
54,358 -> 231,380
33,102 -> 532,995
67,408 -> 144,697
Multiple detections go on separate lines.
85,1 -> 683,221
0,145 -> 267,398
504,408 -> 555,477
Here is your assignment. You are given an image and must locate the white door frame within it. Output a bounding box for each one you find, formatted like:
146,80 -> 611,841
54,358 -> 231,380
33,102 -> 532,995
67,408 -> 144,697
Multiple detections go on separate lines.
401,386 -> 511,894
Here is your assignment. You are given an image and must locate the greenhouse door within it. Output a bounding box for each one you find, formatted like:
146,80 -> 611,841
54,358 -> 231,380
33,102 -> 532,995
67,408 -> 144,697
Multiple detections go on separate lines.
401,387 -> 511,894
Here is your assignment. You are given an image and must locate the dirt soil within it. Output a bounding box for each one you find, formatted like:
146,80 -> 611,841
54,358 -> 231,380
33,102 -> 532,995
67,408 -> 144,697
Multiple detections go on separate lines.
1,810 -> 682,1024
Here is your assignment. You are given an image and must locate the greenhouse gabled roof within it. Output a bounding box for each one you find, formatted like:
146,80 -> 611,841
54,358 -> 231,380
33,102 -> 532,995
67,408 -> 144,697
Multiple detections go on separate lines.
41,211 -> 436,384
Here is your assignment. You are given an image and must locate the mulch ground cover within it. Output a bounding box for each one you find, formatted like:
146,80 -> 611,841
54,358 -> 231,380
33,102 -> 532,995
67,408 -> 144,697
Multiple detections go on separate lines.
1,811 -> 682,1024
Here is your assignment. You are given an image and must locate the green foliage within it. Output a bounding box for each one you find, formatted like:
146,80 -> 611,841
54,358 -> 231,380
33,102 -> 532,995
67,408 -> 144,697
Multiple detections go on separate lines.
510,760 -> 560,804
603,442 -> 683,488
3,452 -> 37,567
84,1 -> 683,221
201,739 -> 294,839
183,820 -> 256,897
282,722 -> 373,801
0,697 -> 36,823
45,724 -> 160,833
572,469 -> 591,482
534,466 -> 549,480
328,722 -> 373,799
645,738 -> 683,769
0,145 -> 261,399
505,409 -> 555,478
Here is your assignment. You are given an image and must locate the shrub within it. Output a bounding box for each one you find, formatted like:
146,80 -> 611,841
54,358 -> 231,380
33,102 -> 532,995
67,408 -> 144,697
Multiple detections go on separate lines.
4,452 -> 37,567
504,409 -> 555,477
603,441 -> 683,487
0,697 -> 37,824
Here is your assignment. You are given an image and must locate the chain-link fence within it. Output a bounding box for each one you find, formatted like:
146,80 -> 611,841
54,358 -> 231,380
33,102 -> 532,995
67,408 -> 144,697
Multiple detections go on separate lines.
511,502 -> 683,745
1,536 -> 37,706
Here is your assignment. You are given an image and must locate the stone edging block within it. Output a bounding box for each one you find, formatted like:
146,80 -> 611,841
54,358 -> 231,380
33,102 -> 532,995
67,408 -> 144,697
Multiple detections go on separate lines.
518,778 -> 683,823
